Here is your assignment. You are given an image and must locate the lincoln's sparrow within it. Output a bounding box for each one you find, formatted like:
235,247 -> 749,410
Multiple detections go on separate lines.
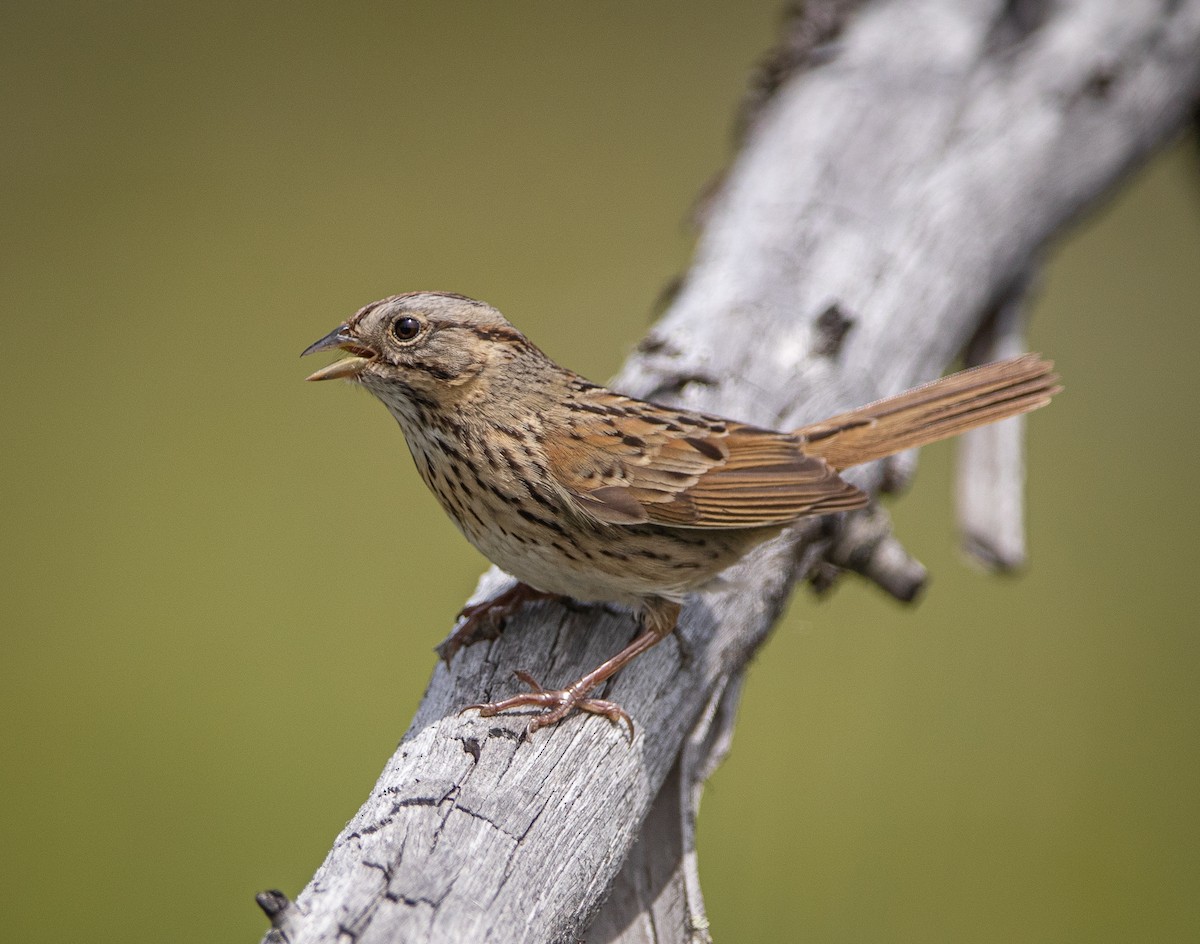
303,292 -> 1059,732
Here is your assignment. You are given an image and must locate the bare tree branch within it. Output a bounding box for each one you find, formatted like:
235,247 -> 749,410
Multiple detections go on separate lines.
260,2 -> 1200,941
957,271 -> 1039,570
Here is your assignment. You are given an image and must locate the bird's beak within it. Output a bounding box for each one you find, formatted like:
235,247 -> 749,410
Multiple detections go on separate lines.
301,324 -> 376,381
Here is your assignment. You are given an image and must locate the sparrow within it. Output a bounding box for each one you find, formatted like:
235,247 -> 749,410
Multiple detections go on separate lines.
303,292 -> 1059,732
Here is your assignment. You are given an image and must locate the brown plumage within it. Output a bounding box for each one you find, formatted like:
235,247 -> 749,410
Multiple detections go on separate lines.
303,292 -> 1060,733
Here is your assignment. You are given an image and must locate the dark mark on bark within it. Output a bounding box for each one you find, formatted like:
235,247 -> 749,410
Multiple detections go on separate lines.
812,302 -> 855,358
738,0 -> 863,141
985,0 -> 1050,56
641,371 -> 719,403
256,889 -> 290,924
1083,64 -> 1117,98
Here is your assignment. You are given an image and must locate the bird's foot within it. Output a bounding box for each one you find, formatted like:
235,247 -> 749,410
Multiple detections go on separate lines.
462,671 -> 633,737
436,583 -> 562,664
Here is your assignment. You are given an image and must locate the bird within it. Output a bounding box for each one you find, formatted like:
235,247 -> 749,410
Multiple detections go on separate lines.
303,292 -> 1060,733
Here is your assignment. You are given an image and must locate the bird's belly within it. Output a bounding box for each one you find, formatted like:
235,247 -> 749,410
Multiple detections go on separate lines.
469,528 -> 649,603
406,429 -> 774,605
451,494 -> 766,606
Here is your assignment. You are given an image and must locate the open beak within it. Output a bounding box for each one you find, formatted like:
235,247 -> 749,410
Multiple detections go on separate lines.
301,324 -> 376,381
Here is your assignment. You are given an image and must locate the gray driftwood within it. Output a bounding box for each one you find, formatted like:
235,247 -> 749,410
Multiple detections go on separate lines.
261,2 -> 1200,941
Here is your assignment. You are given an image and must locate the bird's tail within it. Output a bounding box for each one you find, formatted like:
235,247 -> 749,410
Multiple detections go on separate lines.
796,354 -> 1061,470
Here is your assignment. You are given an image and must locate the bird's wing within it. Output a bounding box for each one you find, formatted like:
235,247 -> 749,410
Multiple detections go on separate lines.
543,389 -> 866,529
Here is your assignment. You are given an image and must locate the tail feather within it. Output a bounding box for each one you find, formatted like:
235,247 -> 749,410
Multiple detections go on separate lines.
797,354 -> 1060,470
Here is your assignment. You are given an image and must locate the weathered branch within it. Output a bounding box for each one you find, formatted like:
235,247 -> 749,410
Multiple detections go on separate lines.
957,272 -> 1039,570
262,2 -> 1200,941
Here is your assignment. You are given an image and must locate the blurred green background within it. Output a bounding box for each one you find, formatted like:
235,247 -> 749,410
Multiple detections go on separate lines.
2,3 -> 1198,942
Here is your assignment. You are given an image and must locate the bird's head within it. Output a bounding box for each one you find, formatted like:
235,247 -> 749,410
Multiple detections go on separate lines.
302,292 -> 542,403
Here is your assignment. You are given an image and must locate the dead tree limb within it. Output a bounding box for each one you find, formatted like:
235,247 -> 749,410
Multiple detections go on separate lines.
261,2 -> 1200,941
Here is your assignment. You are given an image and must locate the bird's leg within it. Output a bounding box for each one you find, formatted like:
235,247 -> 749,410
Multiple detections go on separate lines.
436,582 -> 563,664
462,599 -> 682,736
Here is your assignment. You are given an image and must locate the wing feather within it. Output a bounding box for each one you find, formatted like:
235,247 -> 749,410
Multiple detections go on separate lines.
544,355 -> 1058,530
545,390 -> 866,529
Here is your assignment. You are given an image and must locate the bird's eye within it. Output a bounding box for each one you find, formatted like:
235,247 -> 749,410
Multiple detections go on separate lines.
391,316 -> 422,342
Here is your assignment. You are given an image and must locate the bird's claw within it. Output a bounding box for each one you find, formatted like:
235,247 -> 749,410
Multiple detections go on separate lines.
436,583 -> 559,664
461,670 -> 634,738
